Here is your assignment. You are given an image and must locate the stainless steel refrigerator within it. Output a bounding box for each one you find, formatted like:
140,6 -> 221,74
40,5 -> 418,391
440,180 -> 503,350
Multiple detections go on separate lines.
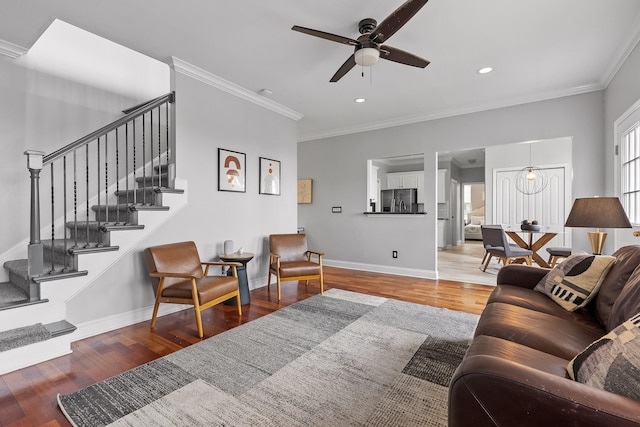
381,188 -> 418,213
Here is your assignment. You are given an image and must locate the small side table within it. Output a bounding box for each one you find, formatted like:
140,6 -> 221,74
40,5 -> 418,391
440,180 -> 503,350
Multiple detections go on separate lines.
219,252 -> 254,305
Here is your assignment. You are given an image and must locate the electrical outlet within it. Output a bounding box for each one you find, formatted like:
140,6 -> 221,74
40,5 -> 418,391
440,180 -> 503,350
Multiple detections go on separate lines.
332,206 -> 342,213
392,250 -> 398,258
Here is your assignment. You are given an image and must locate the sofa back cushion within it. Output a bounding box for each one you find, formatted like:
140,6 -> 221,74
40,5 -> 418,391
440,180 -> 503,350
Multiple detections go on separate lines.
593,245 -> 640,329
567,312 -> 640,402
609,264 -> 640,331
534,254 -> 615,311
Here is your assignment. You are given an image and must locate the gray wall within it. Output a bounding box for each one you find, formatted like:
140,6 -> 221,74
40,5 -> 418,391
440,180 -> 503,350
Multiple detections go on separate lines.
298,91 -> 606,277
66,69 -> 298,324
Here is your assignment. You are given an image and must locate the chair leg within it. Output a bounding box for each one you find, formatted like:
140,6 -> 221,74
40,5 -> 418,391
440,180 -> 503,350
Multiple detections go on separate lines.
267,270 -> 271,290
236,292 -> 242,316
481,251 -> 488,266
319,270 -> 324,295
482,254 -> 493,272
276,275 -> 282,301
525,256 -> 532,266
150,299 -> 161,330
193,306 -> 204,338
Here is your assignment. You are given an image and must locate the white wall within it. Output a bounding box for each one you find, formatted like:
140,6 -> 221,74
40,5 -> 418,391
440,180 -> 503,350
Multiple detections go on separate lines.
66,67 -> 298,324
298,91 -> 605,277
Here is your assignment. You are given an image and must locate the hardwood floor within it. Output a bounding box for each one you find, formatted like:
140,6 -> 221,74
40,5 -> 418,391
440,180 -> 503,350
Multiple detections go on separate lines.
0,266 -> 493,427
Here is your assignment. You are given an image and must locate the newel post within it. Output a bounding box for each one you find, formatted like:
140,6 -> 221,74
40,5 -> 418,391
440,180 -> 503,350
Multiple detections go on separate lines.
25,150 -> 44,278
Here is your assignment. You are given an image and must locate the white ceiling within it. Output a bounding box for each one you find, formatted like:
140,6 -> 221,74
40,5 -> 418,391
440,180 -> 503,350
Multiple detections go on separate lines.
1,0 -> 640,142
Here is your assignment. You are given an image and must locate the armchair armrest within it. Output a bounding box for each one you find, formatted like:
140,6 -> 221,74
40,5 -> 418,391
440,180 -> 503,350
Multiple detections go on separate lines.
202,261 -> 241,277
306,250 -> 324,264
496,264 -> 549,289
149,272 -> 198,279
306,250 -> 325,257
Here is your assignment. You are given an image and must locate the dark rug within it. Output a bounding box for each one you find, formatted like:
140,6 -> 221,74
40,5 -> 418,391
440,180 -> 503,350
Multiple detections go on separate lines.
58,289 -> 479,426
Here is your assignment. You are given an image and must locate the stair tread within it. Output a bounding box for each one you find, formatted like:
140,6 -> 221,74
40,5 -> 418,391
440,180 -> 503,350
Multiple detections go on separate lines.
44,320 -> 77,337
115,187 -> 183,195
0,297 -> 48,312
66,221 -> 144,230
0,282 -> 28,305
33,269 -> 88,283
43,239 -> 118,251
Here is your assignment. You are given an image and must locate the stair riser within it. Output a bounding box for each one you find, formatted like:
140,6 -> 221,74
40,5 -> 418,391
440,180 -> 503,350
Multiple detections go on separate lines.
92,208 -> 138,224
116,189 -> 162,205
136,175 -> 169,187
7,271 -> 29,295
67,227 -> 112,246
42,248 -> 79,272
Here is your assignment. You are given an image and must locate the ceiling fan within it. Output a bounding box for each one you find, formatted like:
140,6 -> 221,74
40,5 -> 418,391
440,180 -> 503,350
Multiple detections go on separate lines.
292,0 -> 430,82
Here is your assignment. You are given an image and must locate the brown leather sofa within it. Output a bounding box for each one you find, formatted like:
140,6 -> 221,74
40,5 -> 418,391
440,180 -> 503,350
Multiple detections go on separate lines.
449,245 -> 640,426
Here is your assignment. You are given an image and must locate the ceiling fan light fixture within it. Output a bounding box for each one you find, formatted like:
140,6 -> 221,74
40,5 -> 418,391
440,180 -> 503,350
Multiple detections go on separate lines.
355,47 -> 380,66
477,67 -> 493,74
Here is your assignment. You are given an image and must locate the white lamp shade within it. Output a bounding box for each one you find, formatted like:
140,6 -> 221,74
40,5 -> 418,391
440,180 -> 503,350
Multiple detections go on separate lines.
355,48 -> 380,66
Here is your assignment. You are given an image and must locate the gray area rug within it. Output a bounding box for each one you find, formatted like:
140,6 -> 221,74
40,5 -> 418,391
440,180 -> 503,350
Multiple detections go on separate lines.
0,323 -> 51,352
58,289 -> 479,426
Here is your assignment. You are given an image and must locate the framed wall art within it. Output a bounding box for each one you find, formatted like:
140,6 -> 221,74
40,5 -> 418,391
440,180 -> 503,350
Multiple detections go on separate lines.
218,148 -> 246,192
297,179 -> 312,204
259,157 -> 280,195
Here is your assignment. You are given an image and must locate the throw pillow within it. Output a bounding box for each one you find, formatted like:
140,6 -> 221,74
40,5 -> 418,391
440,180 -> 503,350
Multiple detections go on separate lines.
567,312 -> 640,402
534,254 -> 616,311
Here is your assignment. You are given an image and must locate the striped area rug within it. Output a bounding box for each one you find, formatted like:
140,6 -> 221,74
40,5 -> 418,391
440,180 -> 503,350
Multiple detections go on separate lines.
58,289 -> 479,426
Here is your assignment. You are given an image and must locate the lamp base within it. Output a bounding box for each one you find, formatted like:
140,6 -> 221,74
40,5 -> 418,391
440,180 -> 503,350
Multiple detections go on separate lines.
588,231 -> 607,255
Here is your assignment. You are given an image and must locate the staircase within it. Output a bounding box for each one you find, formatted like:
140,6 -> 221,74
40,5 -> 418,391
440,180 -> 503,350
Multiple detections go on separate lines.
0,92 -> 186,374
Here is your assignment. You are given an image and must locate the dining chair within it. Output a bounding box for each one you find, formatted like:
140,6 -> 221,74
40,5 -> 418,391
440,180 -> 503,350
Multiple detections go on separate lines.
482,227 -> 532,271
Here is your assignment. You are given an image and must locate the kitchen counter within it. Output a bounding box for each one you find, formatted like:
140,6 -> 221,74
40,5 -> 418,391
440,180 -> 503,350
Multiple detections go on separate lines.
363,212 -> 426,217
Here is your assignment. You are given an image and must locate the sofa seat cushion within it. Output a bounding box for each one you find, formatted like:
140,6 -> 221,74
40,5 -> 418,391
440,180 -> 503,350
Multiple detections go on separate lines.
488,285 -> 603,328
474,302 -> 605,359
568,312 -> 640,402
449,335 -> 640,427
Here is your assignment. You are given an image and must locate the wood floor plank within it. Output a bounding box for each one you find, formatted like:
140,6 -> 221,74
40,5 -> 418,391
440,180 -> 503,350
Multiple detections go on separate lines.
0,266 -> 493,426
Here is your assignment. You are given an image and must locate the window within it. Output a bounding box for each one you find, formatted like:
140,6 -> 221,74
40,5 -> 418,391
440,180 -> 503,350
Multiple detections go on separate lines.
621,118 -> 640,224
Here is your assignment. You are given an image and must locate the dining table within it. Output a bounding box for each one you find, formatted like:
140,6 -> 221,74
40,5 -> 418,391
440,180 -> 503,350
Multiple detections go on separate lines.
505,230 -> 558,268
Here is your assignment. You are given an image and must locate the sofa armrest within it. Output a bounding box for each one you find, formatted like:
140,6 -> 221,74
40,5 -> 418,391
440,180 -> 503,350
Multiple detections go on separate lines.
496,264 -> 549,289
449,353 -> 640,427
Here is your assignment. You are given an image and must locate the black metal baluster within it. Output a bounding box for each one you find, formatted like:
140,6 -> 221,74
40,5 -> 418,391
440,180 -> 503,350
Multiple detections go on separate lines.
115,128 -> 120,224
165,101 -> 170,188
133,120 -> 137,206
85,144 -> 90,248
104,134 -> 109,229
50,163 -> 55,273
63,155 -> 68,272
125,123 -> 130,214
142,114 -> 147,205
97,137 -> 102,247
157,105 -> 161,190
73,150 -> 78,249
150,109 -> 155,191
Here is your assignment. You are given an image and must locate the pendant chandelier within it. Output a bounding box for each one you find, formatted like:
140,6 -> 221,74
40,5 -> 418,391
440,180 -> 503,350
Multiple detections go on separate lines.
515,143 -> 548,195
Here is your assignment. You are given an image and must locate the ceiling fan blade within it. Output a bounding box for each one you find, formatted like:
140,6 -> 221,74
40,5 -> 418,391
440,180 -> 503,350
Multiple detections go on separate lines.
330,54 -> 356,82
370,0 -> 429,44
380,45 -> 430,68
292,25 -> 358,46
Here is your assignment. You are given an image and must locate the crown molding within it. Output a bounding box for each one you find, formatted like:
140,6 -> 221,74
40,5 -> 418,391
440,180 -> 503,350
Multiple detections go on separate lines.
0,38 -> 27,59
600,13 -> 640,88
297,82 -> 603,142
167,56 -> 303,121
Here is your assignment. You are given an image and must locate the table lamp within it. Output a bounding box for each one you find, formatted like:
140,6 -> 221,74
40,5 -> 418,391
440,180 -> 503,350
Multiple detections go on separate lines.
564,197 -> 632,255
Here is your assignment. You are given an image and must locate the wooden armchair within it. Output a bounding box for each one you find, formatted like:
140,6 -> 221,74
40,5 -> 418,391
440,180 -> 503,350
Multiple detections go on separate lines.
144,241 -> 242,338
267,234 -> 324,301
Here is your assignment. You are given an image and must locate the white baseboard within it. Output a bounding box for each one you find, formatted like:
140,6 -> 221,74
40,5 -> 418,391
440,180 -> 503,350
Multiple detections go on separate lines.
324,259 -> 438,280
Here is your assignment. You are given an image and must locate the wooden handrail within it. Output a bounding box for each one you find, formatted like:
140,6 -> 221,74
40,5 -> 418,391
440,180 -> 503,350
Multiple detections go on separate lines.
43,92 -> 174,166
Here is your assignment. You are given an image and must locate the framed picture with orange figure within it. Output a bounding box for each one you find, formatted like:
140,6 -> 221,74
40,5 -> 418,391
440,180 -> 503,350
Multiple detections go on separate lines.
259,157 -> 280,195
218,148 -> 246,192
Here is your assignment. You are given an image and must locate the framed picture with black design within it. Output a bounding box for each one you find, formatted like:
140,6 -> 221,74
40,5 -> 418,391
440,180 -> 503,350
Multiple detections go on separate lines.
218,148 -> 246,192
259,157 -> 280,195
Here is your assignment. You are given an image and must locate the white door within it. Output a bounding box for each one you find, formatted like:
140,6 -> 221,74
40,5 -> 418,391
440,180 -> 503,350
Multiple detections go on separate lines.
614,99 -> 640,247
494,166 -> 568,246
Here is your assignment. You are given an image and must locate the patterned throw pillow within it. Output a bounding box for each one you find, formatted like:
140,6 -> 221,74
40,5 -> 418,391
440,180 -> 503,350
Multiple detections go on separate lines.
567,312 -> 640,402
534,254 -> 616,311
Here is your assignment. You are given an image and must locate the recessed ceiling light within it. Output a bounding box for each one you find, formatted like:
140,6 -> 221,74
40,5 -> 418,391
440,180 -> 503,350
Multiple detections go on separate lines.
354,98 -> 366,103
477,67 -> 493,74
